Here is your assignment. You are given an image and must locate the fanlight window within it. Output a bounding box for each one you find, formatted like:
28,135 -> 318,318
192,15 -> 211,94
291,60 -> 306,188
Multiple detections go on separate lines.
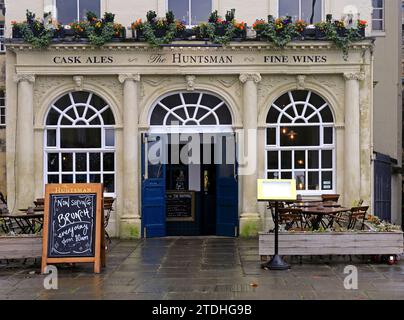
44,91 -> 116,194
150,92 -> 232,126
265,90 -> 335,194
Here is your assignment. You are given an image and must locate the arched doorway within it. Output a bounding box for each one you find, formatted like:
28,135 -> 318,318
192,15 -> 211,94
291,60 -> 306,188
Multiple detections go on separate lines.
265,90 -> 335,194
142,91 -> 238,238
44,91 -> 116,196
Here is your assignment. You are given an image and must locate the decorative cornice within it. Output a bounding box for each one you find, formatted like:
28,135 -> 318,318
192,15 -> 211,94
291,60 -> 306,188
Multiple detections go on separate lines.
343,72 -> 365,81
118,73 -> 141,83
14,73 -> 35,84
185,75 -> 196,91
239,73 -> 262,84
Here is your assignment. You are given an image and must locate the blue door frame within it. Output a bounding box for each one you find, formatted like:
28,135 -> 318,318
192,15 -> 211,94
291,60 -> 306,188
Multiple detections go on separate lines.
141,132 -> 239,238
373,152 -> 392,222
141,134 -> 166,238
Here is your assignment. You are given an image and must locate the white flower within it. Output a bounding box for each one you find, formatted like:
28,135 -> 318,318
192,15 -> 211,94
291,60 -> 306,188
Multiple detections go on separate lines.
64,25 -> 71,30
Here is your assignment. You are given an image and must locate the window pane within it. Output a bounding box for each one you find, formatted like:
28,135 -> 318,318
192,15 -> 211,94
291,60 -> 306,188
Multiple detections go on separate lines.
191,0 -> 212,25
76,174 -> 87,183
105,129 -> 115,147
294,151 -> 305,169
279,0 -> 299,20
90,174 -> 101,183
62,174 -> 73,183
372,20 -> 383,30
56,0 -> 78,24
308,150 -> 319,169
90,153 -> 101,171
103,174 -> 115,193
267,151 -> 278,170
168,0 -> 189,25
373,0 -> 383,7
61,153 -> 73,171
322,172 -> 333,190
301,0 -> 322,23
103,153 -> 115,171
308,172 -> 319,190
322,150 -> 333,169
266,107 -> 280,124
48,153 -> 59,172
281,151 -> 292,169
79,0 -> 101,21
47,130 -> 57,147
46,109 -> 60,125
267,172 -> 279,179
281,172 -> 292,179
48,175 -> 59,184
60,128 -> 101,148
76,153 -> 87,172
266,128 -> 276,145
295,171 -> 306,191
324,127 -> 333,144
280,126 -> 320,147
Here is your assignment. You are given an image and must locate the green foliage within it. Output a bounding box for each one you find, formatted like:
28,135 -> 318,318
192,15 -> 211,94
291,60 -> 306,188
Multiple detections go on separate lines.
240,221 -> 259,238
142,20 -> 178,46
18,10 -> 54,48
260,16 -> 300,48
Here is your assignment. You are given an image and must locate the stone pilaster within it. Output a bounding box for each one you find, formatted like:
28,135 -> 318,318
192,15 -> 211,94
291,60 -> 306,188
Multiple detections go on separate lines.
14,74 -> 36,210
118,73 -> 141,239
343,72 -> 365,207
239,73 -> 262,237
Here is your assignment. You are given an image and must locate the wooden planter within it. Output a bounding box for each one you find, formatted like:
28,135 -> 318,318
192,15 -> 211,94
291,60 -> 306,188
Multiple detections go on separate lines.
0,235 -> 42,260
259,231 -> 404,259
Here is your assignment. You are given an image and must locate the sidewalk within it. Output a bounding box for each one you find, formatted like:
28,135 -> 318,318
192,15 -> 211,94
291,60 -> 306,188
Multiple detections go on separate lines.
0,237 -> 403,300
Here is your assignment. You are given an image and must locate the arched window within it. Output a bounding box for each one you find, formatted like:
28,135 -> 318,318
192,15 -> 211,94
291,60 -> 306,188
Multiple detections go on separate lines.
150,92 -> 232,127
44,91 -> 116,194
265,90 -> 335,194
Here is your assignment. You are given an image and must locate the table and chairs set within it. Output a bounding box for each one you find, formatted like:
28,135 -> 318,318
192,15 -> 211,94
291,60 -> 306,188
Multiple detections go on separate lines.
0,194 -> 115,243
267,194 -> 369,232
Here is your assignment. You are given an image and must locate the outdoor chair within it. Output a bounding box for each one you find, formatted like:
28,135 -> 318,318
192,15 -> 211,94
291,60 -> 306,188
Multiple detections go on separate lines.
104,197 -> 115,247
279,208 -> 305,231
347,206 -> 369,230
321,194 -> 340,202
267,201 -> 287,222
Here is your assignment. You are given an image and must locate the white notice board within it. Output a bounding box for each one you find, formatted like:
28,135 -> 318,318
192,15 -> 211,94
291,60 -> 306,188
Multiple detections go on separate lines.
257,179 -> 297,201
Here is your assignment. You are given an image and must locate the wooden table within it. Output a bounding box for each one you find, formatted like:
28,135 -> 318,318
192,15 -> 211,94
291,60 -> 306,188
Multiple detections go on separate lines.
0,213 -> 44,234
293,201 -> 341,208
300,206 -> 350,230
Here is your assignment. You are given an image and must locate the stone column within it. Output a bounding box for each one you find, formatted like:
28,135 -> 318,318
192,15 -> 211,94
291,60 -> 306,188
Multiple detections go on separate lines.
343,72 -> 365,207
118,73 -> 141,239
239,73 -> 262,237
14,74 -> 36,210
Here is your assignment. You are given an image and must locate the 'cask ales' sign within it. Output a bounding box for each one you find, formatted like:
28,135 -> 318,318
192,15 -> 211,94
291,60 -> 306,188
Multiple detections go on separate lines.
41,184 -> 105,274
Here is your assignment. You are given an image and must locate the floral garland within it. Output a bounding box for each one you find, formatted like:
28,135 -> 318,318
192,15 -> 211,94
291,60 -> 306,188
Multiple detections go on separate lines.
142,21 -> 177,46
260,17 -> 300,48
205,22 -> 236,45
19,23 -> 54,48
86,22 -> 116,46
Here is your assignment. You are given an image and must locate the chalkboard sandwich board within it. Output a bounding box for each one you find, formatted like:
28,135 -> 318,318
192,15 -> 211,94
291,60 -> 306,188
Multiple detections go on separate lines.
166,191 -> 195,222
41,183 -> 105,274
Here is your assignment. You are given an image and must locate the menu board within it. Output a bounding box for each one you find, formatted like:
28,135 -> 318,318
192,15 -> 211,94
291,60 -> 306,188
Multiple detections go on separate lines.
166,191 -> 195,222
48,194 -> 96,258
41,184 -> 105,274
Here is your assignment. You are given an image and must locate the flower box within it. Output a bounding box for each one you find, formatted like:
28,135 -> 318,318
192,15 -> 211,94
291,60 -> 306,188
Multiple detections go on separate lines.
303,27 -> 316,38
259,230 -> 404,259
0,235 -> 42,260
315,28 -> 326,39
12,28 -> 22,39
337,28 -> 347,37
175,28 -> 194,40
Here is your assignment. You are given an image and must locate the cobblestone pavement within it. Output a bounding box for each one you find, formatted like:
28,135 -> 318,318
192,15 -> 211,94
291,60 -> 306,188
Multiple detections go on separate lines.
0,237 -> 403,300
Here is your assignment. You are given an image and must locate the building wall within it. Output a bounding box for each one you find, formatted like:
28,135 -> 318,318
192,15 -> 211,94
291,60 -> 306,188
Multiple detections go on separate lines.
373,0 -> 402,224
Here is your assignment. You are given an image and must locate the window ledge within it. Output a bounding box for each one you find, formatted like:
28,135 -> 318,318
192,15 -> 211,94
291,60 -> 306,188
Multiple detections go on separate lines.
371,31 -> 386,37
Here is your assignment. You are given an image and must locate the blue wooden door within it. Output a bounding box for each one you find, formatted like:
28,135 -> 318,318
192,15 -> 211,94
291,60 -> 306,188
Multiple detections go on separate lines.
374,152 -> 391,222
141,134 -> 166,238
216,134 -> 238,237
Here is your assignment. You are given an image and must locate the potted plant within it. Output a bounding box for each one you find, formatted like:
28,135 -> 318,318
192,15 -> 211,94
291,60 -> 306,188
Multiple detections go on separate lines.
193,22 -> 208,40
252,19 -> 267,40
357,19 -> 367,37
314,21 -> 327,39
11,21 -> 23,38
70,21 -> 88,40
295,19 -> 308,39
131,19 -> 144,40
112,23 -> 126,40
232,21 -> 246,41
174,19 -> 187,40
334,20 -> 346,37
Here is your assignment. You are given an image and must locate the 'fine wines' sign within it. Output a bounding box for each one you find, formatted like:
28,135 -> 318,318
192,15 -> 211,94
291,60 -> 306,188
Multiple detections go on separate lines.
41,183 -> 105,274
